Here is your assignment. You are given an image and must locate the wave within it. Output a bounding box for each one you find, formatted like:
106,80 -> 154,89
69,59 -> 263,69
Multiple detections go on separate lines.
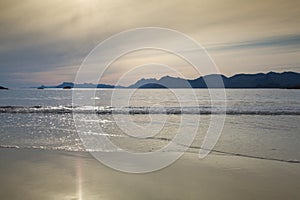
1,144 -> 299,164
187,146 -> 300,164
0,106 -> 300,115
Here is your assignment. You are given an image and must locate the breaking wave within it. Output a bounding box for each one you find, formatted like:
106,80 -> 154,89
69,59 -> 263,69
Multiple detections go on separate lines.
0,106 -> 300,115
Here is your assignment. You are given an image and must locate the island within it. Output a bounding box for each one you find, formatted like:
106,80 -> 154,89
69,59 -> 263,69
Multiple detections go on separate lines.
0,86 -> 8,90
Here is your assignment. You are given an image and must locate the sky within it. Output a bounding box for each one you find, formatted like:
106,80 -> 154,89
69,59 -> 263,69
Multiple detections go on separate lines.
0,0 -> 300,87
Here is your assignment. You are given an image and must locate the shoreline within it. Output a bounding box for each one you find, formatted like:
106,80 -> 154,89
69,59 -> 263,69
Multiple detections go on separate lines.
1,148 -> 299,200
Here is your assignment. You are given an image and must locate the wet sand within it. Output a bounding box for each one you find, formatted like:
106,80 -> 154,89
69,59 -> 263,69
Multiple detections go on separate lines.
0,148 -> 299,200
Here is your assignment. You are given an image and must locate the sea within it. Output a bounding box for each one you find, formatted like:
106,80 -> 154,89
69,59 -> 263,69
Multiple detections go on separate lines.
0,89 -> 300,163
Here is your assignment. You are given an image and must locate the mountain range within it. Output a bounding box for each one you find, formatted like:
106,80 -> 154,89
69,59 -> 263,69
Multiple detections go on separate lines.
37,71 -> 300,89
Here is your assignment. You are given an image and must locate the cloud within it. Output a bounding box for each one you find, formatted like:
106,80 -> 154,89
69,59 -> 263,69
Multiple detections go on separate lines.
0,0 -> 300,87
207,35 -> 300,52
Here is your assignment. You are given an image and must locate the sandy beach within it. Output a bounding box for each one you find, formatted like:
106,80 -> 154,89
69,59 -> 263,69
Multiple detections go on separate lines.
0,148 -> 299,200
1,0 -> 300,198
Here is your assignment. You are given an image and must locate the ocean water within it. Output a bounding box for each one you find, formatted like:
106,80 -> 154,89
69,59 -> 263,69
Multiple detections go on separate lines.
0,89 -> 299,163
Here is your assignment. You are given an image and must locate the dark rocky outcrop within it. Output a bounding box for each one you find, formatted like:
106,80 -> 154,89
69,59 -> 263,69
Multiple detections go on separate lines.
37,85 -> 45,89
0,86 -> 8,90
63,86 -> 72,89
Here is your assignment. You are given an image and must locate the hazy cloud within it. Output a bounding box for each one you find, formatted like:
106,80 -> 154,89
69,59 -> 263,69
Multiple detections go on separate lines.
0,0 -> 299,87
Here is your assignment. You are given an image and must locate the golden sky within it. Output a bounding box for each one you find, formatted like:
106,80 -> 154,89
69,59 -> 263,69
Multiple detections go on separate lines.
0,0 -> 300,86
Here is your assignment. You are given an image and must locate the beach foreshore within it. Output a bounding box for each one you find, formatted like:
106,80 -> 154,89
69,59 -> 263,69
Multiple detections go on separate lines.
0,148 -> 299,200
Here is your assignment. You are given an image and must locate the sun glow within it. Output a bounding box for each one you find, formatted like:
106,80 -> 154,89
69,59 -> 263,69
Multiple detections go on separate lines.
76,159 -> 83,200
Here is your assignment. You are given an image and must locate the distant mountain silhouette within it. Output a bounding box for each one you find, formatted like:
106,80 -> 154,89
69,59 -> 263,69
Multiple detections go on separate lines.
56,82 -> 74,88
129,71 -> 300,88
37,82 -> 121,89
37,71 -> 300,89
